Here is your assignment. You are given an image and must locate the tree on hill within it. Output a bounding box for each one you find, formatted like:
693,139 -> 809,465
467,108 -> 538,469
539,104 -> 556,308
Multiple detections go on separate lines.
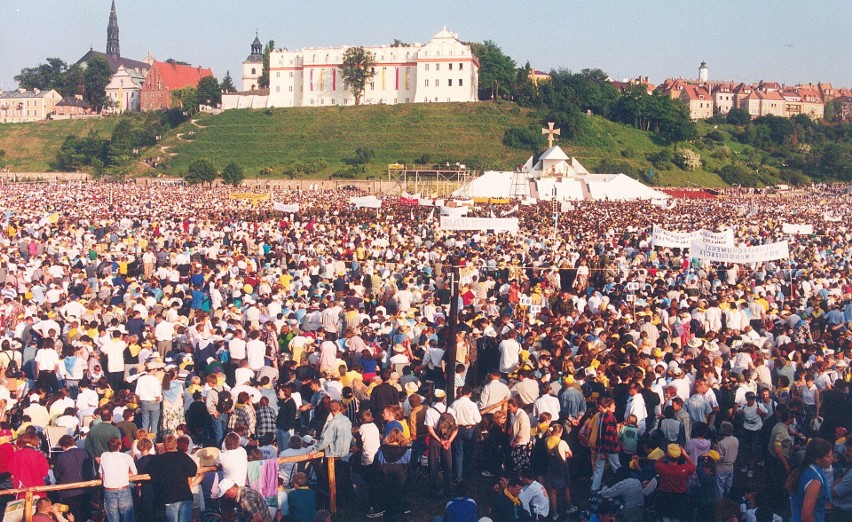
196,76 -> 222,108
185,159 -> 217,184
221,71 -> 236,93
469,41 -> 516,101
341,47 -> 377,106
726,108 -> 751,126
83,55 -> 112,112
171,87 -> 198,114
61,64 -> 85,97
14,57 -> 68,91
221,162 -> 245,186
391,39 -> 411,47
259,40 -> 275,89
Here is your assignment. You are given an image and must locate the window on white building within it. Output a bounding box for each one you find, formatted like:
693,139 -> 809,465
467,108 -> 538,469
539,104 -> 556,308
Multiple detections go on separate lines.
459,79 -> 463,87
370,82 -> 375,90
425,79 -> 429,87
448,79 -> 453,86
459,63 -> 463,70
276,86 -> 280,92
435,79 -> 439,87
449,63 -> 453,70
405,98 -> 410,103
288,86 -> 293,92
276,72 -> 280,78
425,64 -> 429,71
289,72 -> 294,78
436,63 -> 440,71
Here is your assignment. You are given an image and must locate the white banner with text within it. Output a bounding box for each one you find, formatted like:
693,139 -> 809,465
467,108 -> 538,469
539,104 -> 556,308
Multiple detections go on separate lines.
689,240 -> 790,263
439,216 -> 519,233
652,225 -> 734,248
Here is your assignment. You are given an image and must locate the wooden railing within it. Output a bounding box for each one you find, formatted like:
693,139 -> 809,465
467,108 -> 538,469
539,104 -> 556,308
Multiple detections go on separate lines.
0,452 -> 334,522
480,398 -> 508,416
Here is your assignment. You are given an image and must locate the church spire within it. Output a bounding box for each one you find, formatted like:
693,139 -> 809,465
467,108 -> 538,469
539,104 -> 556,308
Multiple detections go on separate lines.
106,0 -> 120,58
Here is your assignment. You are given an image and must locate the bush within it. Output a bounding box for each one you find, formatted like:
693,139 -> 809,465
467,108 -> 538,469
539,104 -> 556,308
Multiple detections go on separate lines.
354,147 -> 375,165
646,148 -> 673,168
718,164 -> 757,186
704,130 -> 725,142
503,126 -> 542,150
674,148 -> 701,171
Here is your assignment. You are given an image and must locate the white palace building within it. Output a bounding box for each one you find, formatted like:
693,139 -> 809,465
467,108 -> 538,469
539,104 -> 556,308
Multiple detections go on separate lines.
231,28 -> 479,109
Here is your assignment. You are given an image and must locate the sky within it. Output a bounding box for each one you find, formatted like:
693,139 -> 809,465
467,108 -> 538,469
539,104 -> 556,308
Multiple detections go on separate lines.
1,0 -> 850,92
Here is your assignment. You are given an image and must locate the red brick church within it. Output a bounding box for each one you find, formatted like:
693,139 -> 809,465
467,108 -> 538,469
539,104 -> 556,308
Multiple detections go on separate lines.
140,61 -> 213,111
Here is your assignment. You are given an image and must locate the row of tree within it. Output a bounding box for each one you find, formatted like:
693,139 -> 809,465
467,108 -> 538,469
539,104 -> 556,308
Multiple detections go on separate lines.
15,56 -> 113,111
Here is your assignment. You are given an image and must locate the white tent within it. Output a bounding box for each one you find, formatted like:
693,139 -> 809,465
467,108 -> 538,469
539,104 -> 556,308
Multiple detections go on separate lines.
453,145 -> 669,202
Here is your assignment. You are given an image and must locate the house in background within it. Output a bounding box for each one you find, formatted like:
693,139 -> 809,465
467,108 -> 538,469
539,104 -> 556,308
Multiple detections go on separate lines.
680,85 -> 713,120
54,96 -> 94,119
140,61 -> 214,111
0,89 -> 62,123
105,65 -> 147,113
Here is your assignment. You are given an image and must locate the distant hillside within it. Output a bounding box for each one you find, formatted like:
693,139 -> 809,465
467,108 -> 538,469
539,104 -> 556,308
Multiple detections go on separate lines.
15,102 -> 842,187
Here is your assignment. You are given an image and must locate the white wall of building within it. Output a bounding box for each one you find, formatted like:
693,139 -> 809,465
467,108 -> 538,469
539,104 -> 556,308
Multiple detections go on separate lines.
266,28 -> 478,108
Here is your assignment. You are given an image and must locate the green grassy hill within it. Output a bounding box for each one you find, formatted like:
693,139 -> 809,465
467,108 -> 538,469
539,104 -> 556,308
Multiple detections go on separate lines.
0,103 -> 752,186
0,118 -> 117,172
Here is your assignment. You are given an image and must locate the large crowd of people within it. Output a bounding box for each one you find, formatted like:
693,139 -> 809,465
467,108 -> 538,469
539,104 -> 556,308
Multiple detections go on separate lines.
0,181 -> 850,522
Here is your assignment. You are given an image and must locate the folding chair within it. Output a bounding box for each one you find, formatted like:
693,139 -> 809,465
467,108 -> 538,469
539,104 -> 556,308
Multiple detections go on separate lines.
46,425 -> 72,459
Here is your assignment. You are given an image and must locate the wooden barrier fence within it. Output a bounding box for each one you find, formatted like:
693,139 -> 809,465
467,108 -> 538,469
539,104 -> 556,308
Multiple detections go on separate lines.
0,452 -> 333,522
479,398 -> 508,416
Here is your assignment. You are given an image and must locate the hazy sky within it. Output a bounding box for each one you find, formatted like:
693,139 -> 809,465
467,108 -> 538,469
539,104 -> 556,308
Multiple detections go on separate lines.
1,0 -> 850,92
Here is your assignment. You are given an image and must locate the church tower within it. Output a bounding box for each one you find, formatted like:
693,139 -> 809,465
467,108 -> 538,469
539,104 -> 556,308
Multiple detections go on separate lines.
698,61 -> 708,83
242,33 -> 265,91
106,0 -> 120,58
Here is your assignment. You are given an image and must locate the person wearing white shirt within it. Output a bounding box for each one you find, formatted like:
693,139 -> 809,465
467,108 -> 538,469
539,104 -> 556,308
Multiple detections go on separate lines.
135,364 -> 163,433
450,386 -> 482,484
532,385 -> 561,422
34,345 -> 60,392
625,383 -> 649,435
358,412 -> 381,466
154,316 -> 175,358
519,470 -> 550,519
101,330 -> 128,392
100,437 -> 137,522
216,432 -> 248,487
478,372 -> 511,410
76,384 -> 99,421
245,332 -> 266,372
498,333 -> 521,374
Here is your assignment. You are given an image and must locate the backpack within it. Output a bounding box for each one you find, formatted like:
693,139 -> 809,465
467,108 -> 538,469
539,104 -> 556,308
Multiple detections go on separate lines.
578,412 -> 600,448
215,388 -> 234,413
431,406 -> 457,441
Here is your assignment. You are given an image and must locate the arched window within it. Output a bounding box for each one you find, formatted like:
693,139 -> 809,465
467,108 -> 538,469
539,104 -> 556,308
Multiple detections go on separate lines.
251,68 -> 256,75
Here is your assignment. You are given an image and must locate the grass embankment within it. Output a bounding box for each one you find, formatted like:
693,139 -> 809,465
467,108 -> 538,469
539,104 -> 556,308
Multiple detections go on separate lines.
2,103 -> 772,187
0,118 -> 116,172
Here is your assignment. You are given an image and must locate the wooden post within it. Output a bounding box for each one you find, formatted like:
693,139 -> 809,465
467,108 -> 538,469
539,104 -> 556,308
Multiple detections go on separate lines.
327,457 -> 337,513
24,489 -> 33,522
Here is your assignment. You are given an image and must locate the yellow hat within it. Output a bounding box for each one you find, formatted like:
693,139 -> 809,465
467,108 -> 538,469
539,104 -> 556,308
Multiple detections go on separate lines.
667,444 -> 682,459
653,348 -> 663,358
629,456 -> 642,471
647,448 -> 665,461
703,450 -> 721,462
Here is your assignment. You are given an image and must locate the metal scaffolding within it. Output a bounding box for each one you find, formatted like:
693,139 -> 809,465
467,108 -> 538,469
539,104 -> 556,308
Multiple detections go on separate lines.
385,164 -> 476,198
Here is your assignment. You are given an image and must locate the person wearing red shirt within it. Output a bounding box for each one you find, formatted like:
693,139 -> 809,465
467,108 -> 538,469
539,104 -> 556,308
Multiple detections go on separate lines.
8,431 -> 50,498
0,428 -> 14,475
655,444 -> 696,522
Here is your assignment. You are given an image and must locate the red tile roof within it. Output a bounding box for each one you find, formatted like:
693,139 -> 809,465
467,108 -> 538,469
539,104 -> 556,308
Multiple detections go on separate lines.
151,60 -> 213,90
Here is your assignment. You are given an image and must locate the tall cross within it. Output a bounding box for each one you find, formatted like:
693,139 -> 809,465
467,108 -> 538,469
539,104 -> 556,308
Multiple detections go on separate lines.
542,122 -> 560,148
